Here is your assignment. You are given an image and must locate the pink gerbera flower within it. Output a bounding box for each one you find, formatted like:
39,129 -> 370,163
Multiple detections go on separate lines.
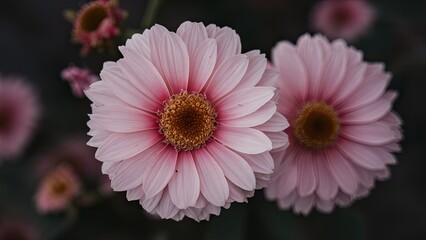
310,0 -> 375,41
86,21 -> 289,221
72,0 -> 125,54
0,77 -> 39,160
265,34 -> 402,215
35,165 -> 81,213
61,65 -> 99,97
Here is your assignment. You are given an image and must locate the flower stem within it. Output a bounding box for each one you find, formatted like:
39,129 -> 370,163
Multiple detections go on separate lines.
141,0 -> 162,29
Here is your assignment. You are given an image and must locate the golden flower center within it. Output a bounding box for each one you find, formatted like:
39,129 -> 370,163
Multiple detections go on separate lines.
159,92 -> 216,151
51,180 -> 69,196
293,102 -> 339,150
79,4 -> 108,32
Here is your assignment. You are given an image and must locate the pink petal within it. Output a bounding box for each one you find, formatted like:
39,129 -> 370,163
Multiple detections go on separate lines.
340,92 -> 396,124
140,190 -> 163,212
272,41 -> 308,101
233,50 -> 267,90
336,139 -> 386,170
155,188 -> 179,219
277,190 -> 298,209
124,30 -> 150,59
90,105 -> 158,133
228,181 -> 252,203
315,153 -> 338,200
264,131 -> 289,150
110,142 -> 166,191
319,41 -> 347,100
316,199 -> 334,213
168,152 -> 201,209
216,87 -> 275,120
214,126 -> 272,154
204,55 -> 249,101
95,130 -> 162,162
101,64 -> 160,112
214,28 -> 241,64
85,81 -> 129,107
149,24 -> 170,81
158,32 -> 190,93
219,101 -> 276,128
257,69 -> 279,87
330,62 -> 367,106
297,151 -> 317,197
273,151 -> 298,198
193,148 -> 229,207
126,185 -> 145,201
341,121 -> 399,146
239,151 -> 274,174
324,148 -> 358,195
296,34 -> 324,99
338,63 -> 390,112
142,146 -> 178,198
206,141 -> 256,191
188,39 -> 217,92
255,112 -> 289,132
176,21 -> 208,60
87,130 -> 113,148
117,47 -> 170,102
294,195 -> 314,215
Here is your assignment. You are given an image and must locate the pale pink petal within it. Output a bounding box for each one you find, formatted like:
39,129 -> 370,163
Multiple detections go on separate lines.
158,32 -> 190,93
124,30 -> 150,59
188,39 -> 217,92
228,181 -> 252,203
87,130 -> 113,147
296,34 -> 324,98
85,81 -> 129,107
255,112 -> 289,132
239,151 -> 274,174
271,151 -> 298,199
264,131 -> 289,150
142,146 -> 178,198
297,151 -> 317,197
233,50 -> 267,90
214,28 -> 241,64
110,142 -> 166,191
90,105 -> 158,133
272,41 -> 308,101
341,121 -> 399,146
330,62 -> 367,106
277,190 -> 298,209
316,199 -> 334,213
319,41 -> 347,100
294,195 -> 315,215
336,139 -> 386,170
315,154 -> 338,200
193,148 -> 229,207
168,152 -> 200,209
206,141 -> 256,191
155,188 -> 180,219
325,148 -> 358,195
95,130 -> 162,162
216,87 -> 275,120
140,190 -> 163,212
214,126 -> 272,154
204,55 -> 249,101
219,101 -> 276,128
117,47 -> 170,102
126,185 -> 145,201
176,21 -> 208,60
257,68 -> 279,87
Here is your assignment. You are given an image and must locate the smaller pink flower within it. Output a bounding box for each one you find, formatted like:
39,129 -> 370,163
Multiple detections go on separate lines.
61,65 -> 99,97
0,218 -> 40,240
35,165 -> 81,213
72,0 -> 125,54
0,77 -> 39,160
310,0 -> 375,41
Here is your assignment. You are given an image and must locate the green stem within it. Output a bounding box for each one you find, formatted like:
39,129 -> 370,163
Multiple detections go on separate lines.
141,0 -> 162,29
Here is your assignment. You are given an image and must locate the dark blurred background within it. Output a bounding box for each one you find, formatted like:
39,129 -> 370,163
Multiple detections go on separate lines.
0,0 -> 425,239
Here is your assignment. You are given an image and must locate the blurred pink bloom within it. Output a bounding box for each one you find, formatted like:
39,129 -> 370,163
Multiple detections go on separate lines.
35,165 -> 81,213
311,0 -> 375,41
73,0 -> 125,54
35,137 -> 100,181
0,77 -> 39,160
86,21 -> 289,221
0,218 -> 40,240
266,34 -> 402,215
61,65 -> 99,97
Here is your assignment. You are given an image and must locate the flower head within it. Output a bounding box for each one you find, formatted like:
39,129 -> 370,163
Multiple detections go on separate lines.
266,34 -> 402,215
61,65 -> 99,97
310,0 -> 375,41
0,77 -> 39,160
86,21 -> 289,221
72,0 -> 125,54
35,165 -> 81,213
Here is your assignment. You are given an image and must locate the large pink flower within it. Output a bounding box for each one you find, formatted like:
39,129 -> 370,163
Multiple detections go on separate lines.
86,21 -> 289,221
266,34 -> 402,215
310,0 -> 375,41
0,77 -> 39,160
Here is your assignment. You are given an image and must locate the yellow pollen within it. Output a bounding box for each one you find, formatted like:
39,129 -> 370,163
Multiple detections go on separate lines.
78,3 -> 109,32
293,102 -> 340,150
159,92 -> 216,151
